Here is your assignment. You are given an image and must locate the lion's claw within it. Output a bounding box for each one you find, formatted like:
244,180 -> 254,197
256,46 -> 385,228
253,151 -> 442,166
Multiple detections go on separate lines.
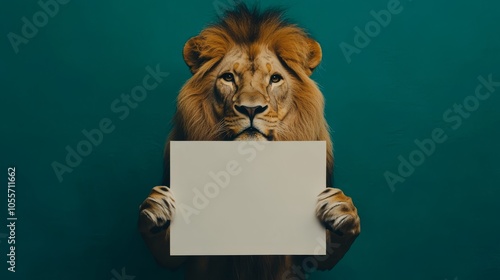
316,188 -> 360,237
138,186 -> 176,234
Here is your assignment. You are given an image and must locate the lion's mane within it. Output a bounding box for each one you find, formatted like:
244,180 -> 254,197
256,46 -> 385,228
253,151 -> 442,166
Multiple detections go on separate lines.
164,5 -> 333,188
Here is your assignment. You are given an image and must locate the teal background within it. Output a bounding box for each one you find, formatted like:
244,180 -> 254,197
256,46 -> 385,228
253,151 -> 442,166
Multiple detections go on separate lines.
1,0 -> 499,279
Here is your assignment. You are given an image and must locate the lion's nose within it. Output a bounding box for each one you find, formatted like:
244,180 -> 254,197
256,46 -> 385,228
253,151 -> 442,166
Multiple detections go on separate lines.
234,105 -> 268,121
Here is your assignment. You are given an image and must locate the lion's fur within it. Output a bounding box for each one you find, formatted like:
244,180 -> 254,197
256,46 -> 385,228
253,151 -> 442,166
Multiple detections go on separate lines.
162,4 -> 335,279
165,5 -> 333,185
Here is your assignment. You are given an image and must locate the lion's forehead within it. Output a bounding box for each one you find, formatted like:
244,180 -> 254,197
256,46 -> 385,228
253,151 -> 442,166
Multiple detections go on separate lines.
220,47 -> 281,76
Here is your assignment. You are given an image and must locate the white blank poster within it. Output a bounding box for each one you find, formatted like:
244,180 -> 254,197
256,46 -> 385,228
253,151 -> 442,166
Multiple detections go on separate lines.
170,141 -> 326,255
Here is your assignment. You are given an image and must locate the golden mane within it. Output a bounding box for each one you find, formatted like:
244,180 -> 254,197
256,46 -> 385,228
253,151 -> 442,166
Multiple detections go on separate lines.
164,4 -> 333,187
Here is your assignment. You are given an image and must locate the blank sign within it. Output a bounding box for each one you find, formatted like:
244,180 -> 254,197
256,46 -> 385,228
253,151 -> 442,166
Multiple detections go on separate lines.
170,141 -> 326,255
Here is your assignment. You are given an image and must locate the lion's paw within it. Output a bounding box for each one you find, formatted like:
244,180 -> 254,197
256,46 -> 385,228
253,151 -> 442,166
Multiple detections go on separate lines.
316,188 -> 360,237
138,186 -> 176,234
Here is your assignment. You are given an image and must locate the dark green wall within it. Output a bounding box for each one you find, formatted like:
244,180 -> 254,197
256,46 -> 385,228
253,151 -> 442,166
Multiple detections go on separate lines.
1,0 -> 499,279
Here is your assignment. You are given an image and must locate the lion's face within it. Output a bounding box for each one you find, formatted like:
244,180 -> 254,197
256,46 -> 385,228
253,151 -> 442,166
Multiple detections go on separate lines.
167,5 -> 334,184
212,46 -> 292,141
172,7 -> 331,147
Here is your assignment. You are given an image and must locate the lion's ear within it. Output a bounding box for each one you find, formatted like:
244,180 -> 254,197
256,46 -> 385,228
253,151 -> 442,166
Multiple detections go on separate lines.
275,36 -> 322,77
307,38 -> 322,74
183,36 -> 204,74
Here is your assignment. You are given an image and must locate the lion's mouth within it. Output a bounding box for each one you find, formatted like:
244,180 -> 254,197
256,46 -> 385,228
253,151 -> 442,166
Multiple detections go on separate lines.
232,126 -> 273,141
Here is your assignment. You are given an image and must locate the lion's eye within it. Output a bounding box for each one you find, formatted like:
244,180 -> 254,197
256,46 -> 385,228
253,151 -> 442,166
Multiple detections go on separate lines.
221,73 -> 235,82
270,74 -> 283,84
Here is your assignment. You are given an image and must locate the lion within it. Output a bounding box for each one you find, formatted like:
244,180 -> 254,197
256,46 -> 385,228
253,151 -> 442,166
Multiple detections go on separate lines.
138,5 -> 360,280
